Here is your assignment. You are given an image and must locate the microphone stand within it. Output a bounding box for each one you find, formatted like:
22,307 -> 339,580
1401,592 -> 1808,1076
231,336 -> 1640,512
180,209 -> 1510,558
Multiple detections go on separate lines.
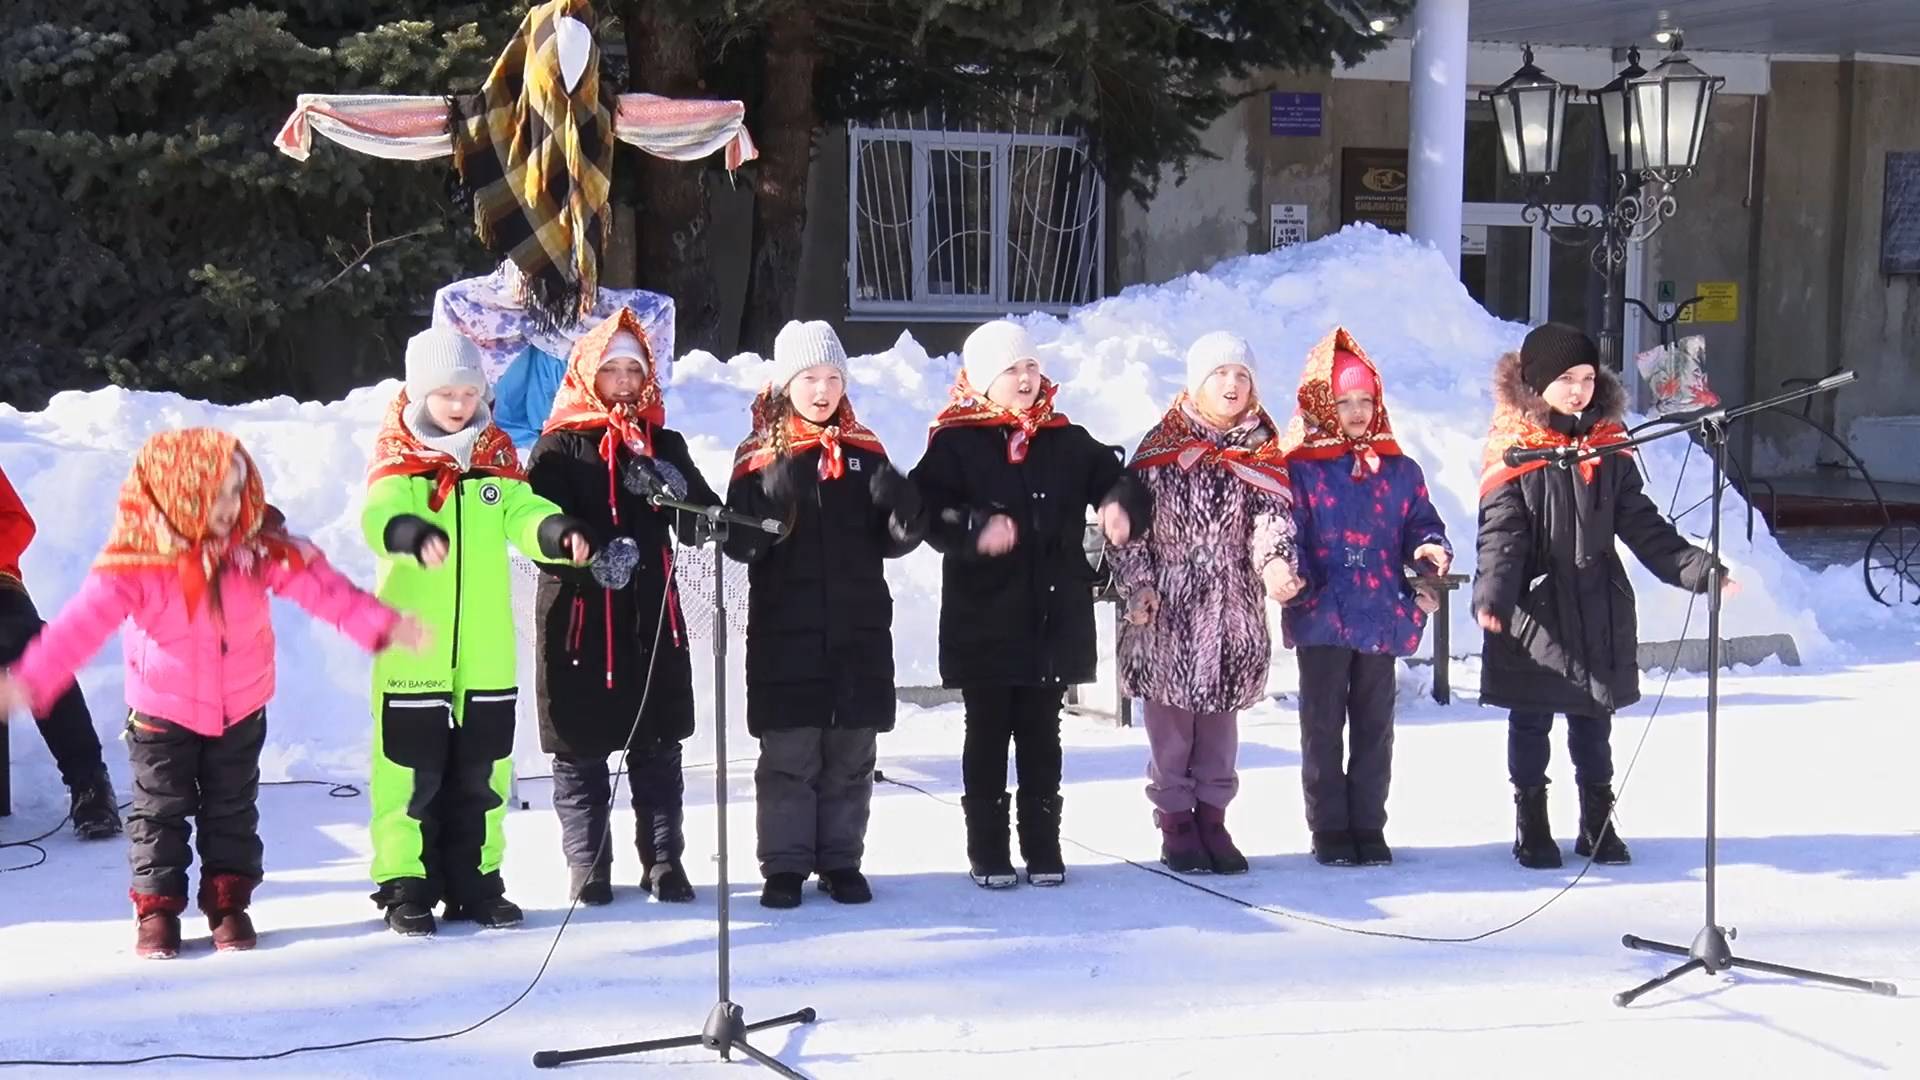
535,492 -> 818,1075
1519,372 -> 1896,1006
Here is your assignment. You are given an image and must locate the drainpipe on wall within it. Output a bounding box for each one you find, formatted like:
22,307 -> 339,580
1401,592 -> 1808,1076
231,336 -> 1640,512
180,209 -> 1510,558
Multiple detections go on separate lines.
1407,0 -> 1471,275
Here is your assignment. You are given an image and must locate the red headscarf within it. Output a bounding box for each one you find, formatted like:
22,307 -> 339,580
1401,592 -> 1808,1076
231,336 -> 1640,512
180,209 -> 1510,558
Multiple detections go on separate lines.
1278,327 -> 1403,479
543,308 -> 667,455
925,371 -> 1070,463
732,387 -> 888,482
541,308 -> 670,523
366,393 -> 525,512
1130,393 -> 1292,498
95,429 -> 309,616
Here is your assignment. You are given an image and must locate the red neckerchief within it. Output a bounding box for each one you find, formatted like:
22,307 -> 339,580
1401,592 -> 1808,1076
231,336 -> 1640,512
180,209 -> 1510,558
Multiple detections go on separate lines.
367,393 -> 525,512
1479,413 -> 1630,497
926,372 -> 1069,463
732,389 -> 887,482
1129,394 -> 1291,498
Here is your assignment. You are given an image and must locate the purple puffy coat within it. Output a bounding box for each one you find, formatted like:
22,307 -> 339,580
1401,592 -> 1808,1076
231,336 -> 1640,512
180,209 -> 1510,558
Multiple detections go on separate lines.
1282,454 -> 1449,657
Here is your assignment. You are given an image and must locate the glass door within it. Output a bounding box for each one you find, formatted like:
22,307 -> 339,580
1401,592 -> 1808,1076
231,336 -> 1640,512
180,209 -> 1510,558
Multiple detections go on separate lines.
1461,202 -> 1643,371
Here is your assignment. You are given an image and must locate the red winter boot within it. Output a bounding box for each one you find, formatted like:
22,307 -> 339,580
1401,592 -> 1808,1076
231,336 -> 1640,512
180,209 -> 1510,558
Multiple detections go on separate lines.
199,874 -> 259,952
1154,809 -> 1210,874
131,891 -> 187,960
1194,802 -> 1250,875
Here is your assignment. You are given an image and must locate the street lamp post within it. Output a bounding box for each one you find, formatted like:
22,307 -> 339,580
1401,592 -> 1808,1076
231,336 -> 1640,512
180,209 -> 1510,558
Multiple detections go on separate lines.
1482,40 -> 1724,371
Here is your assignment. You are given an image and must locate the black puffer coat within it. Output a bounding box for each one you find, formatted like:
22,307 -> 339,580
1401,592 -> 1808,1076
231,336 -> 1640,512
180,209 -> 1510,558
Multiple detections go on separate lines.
1472,354 -> 1717,716
528,427 -> 719,754
723,444 -> 924,736
911,423 -> 1150,689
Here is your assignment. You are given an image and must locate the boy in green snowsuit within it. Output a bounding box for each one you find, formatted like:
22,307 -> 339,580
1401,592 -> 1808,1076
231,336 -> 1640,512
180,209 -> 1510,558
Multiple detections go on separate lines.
363,328 -> 593,936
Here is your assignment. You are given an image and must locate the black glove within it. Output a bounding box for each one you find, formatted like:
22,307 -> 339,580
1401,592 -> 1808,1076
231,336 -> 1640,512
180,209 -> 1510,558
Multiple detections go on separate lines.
868,462 -> 922,522
760,456 -> 810,505
382,514 -> 449,563
537,515 -> 597,562
624,456 -> 689,500
590,536 -> 641,590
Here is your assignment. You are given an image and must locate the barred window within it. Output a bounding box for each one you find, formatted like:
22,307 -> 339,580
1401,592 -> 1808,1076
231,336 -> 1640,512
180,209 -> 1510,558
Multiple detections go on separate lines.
849,107 -> 1105,319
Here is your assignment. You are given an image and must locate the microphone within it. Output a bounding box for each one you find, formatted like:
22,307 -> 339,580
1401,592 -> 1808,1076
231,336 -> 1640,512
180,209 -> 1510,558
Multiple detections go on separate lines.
1503,444 -> 1579,469
624,457 -> 689,500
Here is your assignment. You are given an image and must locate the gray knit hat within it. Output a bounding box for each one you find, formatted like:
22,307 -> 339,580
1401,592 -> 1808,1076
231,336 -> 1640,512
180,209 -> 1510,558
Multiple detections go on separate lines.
764,320 -> 850,393
405,327 -> 490,402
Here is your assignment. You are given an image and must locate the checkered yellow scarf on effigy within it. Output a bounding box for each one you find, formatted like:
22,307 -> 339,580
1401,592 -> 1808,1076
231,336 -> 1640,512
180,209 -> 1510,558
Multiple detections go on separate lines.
452,0 -> 613,333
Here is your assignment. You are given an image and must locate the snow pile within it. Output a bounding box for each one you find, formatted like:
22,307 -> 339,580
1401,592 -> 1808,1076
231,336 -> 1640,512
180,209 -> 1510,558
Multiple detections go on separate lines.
0,226 -> 1877,807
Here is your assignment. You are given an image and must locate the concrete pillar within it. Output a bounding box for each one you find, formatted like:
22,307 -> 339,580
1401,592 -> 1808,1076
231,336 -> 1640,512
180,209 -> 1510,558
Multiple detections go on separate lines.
1407,0 -> 1471,275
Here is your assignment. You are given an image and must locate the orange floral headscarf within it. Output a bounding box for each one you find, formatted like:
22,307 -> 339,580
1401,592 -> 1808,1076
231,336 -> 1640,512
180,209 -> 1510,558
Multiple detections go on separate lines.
95,429 -> 307,615
1278,327 -> 1403,478
542,307 -> 667,456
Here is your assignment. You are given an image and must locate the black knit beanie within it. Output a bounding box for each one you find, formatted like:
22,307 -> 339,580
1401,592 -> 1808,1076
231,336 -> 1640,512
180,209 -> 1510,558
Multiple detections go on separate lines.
1519,323 -> 1600,394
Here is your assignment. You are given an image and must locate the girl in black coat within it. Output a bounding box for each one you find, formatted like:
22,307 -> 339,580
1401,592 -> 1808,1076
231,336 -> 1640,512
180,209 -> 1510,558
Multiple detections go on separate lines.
1473,323 -> 1733,870
724,321 -> 924,911
528,311 -> 720,905
912,320 -> 1150,890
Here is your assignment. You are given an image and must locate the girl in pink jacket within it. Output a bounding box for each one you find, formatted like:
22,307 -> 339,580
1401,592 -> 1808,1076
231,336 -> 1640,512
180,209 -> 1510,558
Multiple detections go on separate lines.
0,430 -> 425,959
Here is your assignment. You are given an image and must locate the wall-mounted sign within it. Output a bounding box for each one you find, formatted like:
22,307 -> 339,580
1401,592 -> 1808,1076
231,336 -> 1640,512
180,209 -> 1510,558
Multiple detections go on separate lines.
1341,148 -> 1408,233
1270,203 -> 1309,250
1269,92 -> 1323,137
1679,281 -> 1739,323
1461,224 -> 1488,257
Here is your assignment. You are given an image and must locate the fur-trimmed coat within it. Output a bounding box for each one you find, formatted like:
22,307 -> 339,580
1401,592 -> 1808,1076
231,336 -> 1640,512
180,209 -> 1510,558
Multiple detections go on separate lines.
1472,353 -> 1718,716
1110,409 -> 1298,714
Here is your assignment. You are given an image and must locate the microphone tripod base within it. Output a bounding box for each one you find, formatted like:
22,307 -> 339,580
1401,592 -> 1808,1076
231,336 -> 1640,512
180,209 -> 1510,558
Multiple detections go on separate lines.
1614,929 -> 1897,1007
532,1000 -> 818,1074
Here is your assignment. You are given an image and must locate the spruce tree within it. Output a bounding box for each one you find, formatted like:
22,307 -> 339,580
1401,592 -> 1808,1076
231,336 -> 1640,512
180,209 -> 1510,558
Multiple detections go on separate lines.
0,2 -> 518,407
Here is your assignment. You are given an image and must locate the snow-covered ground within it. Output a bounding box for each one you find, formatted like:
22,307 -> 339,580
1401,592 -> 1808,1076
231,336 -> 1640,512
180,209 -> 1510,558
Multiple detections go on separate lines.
2,228 -> 1916,1075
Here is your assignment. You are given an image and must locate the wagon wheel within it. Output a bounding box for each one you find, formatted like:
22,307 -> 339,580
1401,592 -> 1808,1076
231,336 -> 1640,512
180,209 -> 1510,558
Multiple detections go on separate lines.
1864,524 -> 1920,606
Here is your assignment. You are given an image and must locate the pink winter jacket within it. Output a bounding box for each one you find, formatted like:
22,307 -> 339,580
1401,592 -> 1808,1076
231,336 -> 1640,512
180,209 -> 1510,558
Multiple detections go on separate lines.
11,556 -> 398,737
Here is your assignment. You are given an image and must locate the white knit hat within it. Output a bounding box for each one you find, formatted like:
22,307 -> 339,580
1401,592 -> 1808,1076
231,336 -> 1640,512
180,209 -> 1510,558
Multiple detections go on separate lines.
405,327 -> 490,402
603,329 -> 649,366
1185,331 -> 1259,396
765,320 -> 849,393
962,320 -> 1041,393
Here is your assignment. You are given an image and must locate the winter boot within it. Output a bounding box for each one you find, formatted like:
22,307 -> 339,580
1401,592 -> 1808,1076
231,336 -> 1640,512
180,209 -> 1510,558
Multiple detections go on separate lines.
69,765 -> 123,841
444,874 -> 523,928
444,895 -> 524,928
1194,802 -> 1249,875
385,901 -> 437,937
1513,784 -> 1563,869
1155,809 -> 1211,874
1016,791 -> 1067,886
1352,829 -> 1394,867
760,872 -> 805,909
373,880 -> 437,936
817,867 -> 873,904
569,861 -> 613,907
963,793 -> 1018,888
1574,783 -> 1632,865
198,873 -> 258,952
636,805 -> 696,903
131,891 -> 186,960
1311,830 -> 1359,867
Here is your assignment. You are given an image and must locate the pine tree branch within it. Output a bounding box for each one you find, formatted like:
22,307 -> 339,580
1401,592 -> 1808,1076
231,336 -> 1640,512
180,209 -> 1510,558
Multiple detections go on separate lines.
311,211 -> 436,297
